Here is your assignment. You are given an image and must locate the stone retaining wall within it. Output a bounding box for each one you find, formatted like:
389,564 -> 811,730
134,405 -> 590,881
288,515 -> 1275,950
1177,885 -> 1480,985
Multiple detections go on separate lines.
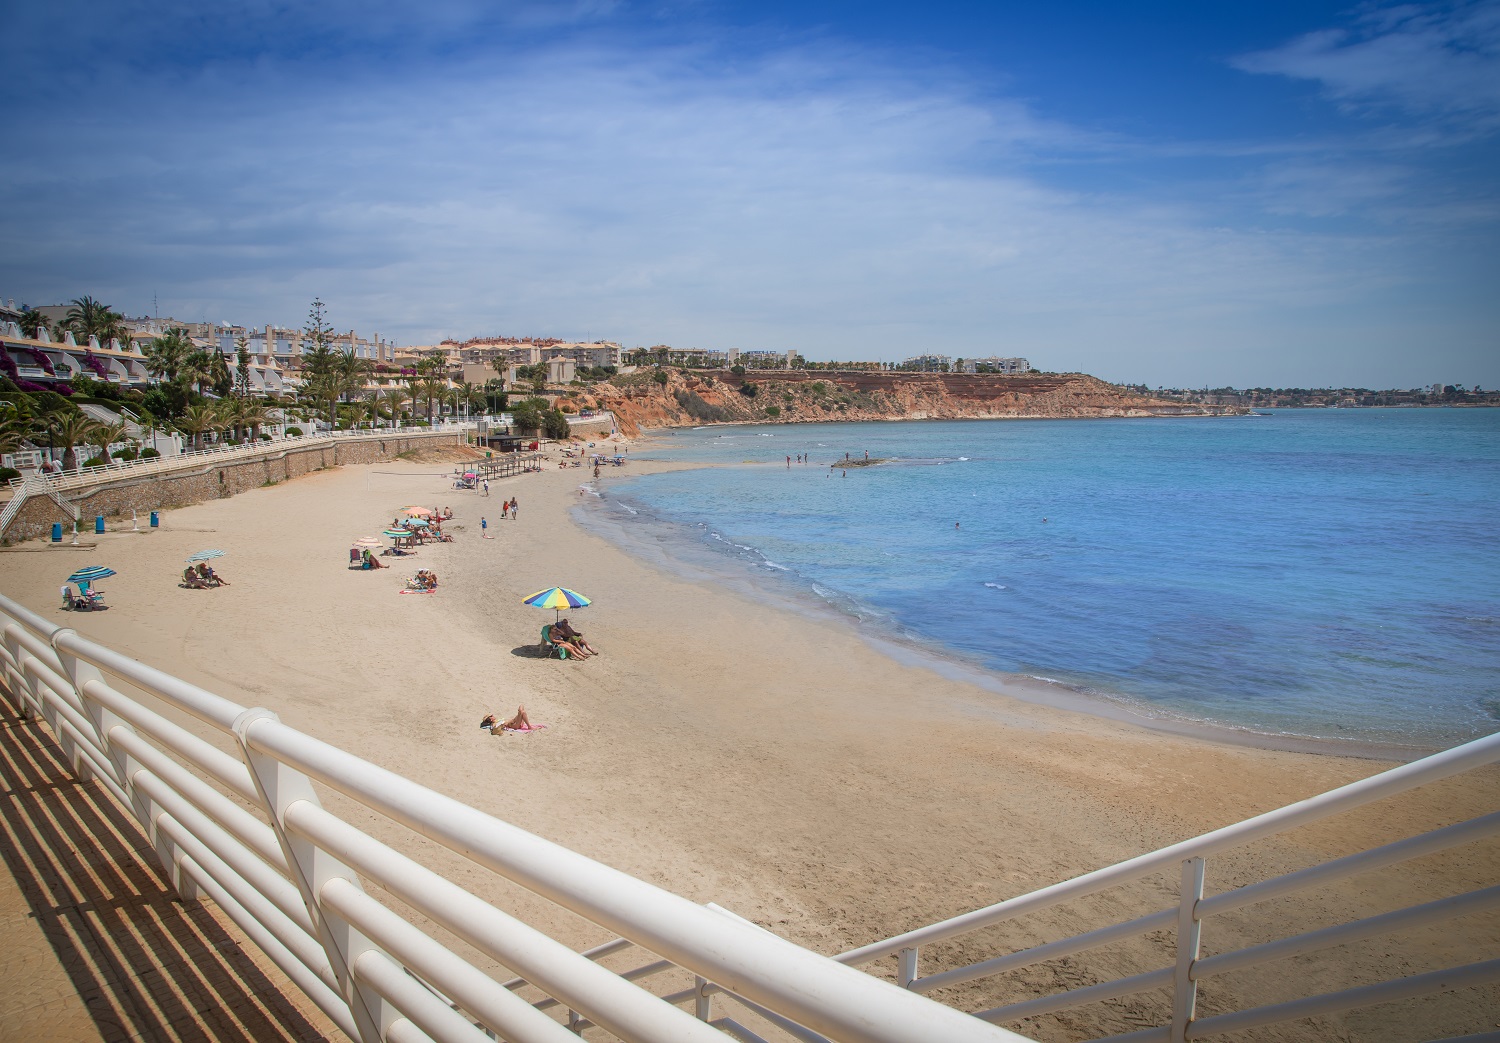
4,432 -> 463,543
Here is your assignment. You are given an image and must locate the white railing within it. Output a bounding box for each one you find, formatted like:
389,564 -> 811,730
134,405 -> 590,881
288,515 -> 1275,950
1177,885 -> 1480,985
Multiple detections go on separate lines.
0,589 -> 1026,1043
4,424 -> 474,497
839,734 -> 1500,1041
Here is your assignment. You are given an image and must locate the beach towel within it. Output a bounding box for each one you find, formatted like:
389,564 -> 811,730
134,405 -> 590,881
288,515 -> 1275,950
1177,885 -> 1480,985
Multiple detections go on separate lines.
502,723 -> 548,734
398,588 -> 435,595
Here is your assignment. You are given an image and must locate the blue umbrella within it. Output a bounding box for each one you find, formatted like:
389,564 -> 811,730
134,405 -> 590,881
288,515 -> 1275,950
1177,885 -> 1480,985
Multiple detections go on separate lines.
67,566 -> 116,583
186,549 -> 225,563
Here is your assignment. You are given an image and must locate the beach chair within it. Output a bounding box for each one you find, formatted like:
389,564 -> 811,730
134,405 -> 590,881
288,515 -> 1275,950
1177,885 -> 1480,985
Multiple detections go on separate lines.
61,585 -> 78,611
350,548 -> 361,565
539,624 -> 569,659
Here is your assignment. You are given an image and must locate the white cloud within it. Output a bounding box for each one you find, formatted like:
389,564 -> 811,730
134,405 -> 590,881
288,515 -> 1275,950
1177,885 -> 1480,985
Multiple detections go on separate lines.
1,9 -> 1496,387
1234,2 -> 1500,132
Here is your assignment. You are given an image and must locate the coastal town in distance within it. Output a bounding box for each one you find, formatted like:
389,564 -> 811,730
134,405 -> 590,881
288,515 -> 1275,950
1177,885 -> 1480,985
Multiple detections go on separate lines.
4,292 -> 1493,477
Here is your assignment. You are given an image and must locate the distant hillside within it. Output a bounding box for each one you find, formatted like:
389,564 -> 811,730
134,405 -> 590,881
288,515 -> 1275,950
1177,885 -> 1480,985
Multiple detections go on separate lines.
573,369 -> 1246,435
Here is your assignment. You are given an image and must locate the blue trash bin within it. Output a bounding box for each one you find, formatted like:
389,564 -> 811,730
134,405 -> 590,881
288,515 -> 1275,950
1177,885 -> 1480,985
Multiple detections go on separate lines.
95,515 -> 105,534
150,511 -> 159,528
51,522 -> 63,542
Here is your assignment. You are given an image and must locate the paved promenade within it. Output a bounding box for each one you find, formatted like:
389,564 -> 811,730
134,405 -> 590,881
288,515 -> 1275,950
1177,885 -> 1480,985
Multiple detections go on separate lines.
0,700 -> 340,1042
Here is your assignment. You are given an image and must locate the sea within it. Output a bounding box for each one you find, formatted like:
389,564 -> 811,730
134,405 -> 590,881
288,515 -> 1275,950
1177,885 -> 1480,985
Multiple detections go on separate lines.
576,409 -> 1500,750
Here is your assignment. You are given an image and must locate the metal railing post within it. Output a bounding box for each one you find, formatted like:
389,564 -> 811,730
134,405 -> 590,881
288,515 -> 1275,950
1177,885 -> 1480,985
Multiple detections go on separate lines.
898,948 -> 920,990
1171,856 -> 1206,1042
696,975 -> 714,1021
54,632 -> 202,900
232,708 -> 383,1043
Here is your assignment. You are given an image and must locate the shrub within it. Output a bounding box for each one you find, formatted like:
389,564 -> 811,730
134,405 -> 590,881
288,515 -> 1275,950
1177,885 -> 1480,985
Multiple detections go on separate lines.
113,448 -> 138,461
764,405 -> 781,418
541,408 -> 571,440
83,455 -> 109,467
651,369 -> 669,386
673,389 -> 731,423
0,467 -> 20,483
141,448 -> 160,459
285,426 -> 303,437
738,382 -> 757,398
259,432 -> 272,441
731,365 -> 746,376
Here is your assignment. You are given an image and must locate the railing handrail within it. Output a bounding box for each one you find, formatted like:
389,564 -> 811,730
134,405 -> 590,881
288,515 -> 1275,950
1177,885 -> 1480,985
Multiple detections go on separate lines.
837,729 -> 1500,966
0,589 -> 1026,1043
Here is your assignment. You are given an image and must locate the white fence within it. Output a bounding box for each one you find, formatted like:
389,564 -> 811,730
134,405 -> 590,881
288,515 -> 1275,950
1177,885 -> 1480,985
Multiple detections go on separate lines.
839,736 -> 1500,1041
0,590 -> 1026,1043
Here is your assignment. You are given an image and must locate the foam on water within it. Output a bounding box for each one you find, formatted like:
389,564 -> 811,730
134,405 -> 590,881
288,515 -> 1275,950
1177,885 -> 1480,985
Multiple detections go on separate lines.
601,411 -> 1500,747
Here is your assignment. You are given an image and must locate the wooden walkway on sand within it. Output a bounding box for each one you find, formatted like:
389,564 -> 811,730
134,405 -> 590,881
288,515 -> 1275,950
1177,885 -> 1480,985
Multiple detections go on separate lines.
0,698 -> 339,1042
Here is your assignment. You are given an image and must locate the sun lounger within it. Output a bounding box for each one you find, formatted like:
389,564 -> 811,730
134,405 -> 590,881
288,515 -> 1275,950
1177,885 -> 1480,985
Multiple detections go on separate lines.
540,623 -> 570,659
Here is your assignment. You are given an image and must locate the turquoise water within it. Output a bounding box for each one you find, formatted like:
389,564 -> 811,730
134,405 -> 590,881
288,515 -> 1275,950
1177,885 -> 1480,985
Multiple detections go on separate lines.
587,410 -> 1500,747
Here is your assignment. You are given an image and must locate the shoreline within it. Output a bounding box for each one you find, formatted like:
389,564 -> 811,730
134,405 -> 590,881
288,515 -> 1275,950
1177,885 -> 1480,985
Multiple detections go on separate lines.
2,450 -> 1494,1040
577,456 -> 1431,762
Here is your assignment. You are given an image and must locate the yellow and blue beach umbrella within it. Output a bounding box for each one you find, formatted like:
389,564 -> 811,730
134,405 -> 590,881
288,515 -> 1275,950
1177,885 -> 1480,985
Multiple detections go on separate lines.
521,586 -> 591,621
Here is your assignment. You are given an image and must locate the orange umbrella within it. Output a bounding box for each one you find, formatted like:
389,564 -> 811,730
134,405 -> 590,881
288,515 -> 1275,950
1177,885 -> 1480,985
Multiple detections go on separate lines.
401,506 -> 435,518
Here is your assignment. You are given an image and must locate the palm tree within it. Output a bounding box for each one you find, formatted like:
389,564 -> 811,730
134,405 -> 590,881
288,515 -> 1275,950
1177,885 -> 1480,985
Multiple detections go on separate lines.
47,411 -> 99,471
456,382 -> 482,421
90,420 -> 130,463
175,403 -> 219,452
218,396 -> 247,442
239,399 -> 270,441
181,349 -> 213,397
17,307 -> 50,340
380,387 -> 409,429
145,328 -> 192,384
64,296 -> 126,344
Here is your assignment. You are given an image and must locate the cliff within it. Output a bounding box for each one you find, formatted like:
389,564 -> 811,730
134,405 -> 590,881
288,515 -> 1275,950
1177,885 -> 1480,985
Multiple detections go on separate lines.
565,370 -> 1246,436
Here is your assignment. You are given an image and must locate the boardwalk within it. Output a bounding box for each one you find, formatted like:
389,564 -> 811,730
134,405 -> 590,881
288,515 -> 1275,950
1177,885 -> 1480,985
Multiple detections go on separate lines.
0,699 -> 339,1042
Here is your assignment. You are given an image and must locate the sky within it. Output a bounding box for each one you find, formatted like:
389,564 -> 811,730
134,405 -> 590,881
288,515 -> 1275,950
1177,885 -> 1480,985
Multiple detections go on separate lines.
2,1 -> 1497,388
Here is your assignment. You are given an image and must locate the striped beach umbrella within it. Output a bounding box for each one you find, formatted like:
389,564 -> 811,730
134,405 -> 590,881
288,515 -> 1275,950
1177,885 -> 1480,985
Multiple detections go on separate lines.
185,549 -> 226,563
67,565 -> 116,584
521,586 -> 591,621
382,529 -> 411,539
352,536 -> 382,549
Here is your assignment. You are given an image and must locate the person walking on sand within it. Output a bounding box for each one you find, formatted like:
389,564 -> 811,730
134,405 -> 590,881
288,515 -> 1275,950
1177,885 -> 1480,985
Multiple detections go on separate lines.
510,497 -> 519,520
481,516 -> 489,538
482,479 -> 489,497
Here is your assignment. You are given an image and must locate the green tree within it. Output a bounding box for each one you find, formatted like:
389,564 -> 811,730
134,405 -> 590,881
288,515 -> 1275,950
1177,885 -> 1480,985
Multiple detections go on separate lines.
209,350 -> 233,397
541,407 -> 571,440
144,328 -> 192,384
380,387 -> 409,428
510,397 -> 548,432
175,403 -> 219,452
64,296 -> 127,345
47,410 -> 98,471
234,337 -> 253,399
18,307 -> 50,340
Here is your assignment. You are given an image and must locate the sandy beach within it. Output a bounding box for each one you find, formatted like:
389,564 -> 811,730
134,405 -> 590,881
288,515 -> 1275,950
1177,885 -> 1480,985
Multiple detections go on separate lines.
3,446 -> 1495,1041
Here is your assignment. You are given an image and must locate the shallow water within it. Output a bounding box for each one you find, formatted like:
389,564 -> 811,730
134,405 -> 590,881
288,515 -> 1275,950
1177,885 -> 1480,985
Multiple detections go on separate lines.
589,410 -> 1500,747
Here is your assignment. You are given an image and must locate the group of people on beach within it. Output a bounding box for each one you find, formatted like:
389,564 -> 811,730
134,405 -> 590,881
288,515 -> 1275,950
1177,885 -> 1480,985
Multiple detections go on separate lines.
182,563 -> 228,589
547,617 -> 597,658
407,570 -> 439,591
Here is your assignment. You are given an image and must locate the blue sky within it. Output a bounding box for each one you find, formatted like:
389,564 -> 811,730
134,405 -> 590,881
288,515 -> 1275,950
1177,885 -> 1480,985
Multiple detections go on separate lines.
2,1 -> 1497,387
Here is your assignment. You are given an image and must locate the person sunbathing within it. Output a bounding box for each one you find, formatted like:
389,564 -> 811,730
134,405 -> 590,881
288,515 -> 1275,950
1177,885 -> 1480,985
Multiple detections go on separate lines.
183,567 -> 208,589
362,549 -> 387,569
480,706 -> 534,733
196,563 -> 228,586
552,618 -> 597,657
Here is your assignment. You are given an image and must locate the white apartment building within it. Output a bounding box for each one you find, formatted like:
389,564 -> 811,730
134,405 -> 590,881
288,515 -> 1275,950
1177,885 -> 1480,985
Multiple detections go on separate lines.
959,356 -> 1031,374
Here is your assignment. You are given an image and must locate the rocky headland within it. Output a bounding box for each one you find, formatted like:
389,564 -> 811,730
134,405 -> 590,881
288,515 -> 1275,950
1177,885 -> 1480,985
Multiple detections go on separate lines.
570,369 -> 1248,436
